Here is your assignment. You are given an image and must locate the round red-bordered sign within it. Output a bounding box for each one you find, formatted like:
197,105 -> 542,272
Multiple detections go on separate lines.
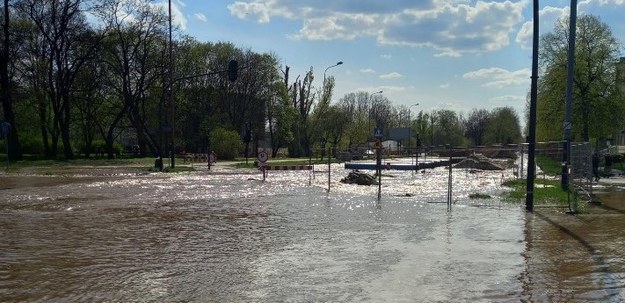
209,152 -> 217,164
257,151 -> 268,163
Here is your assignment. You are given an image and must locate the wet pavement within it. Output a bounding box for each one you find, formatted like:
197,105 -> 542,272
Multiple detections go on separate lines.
0,159 -> 624,302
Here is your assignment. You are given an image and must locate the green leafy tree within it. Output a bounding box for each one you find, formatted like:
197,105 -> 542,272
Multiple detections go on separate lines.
464,108 -> 490,146
287,67 -> 315,157
485,107 -> 522,144
267,82 -> 296,157
537,14 -> 624,142
0,0 -> 22,160
432,109 -> 464,146
17,0 -> 103,159
210,127 -> 241,160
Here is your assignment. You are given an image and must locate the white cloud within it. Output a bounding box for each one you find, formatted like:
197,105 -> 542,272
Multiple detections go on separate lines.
490,95 -> 526,103
195,12 -> 207,22
291,13 -> 378,40
440,83 -> 450,89
154,1 -> 187,30
227,1 -> 528,56
380,72 -> 403,79
228,0 -> 297,24
381,1 -> 527,56
380,54 -> 393,59
360,68 -> 376,74
515,6 -> 567,49
463,67 -> 531,88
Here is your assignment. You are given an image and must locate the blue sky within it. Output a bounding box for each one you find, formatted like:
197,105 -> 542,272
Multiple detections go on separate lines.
164,0 -> 625,120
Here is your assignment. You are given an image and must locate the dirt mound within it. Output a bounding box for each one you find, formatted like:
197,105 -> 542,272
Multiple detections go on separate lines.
454,154 -> 504,170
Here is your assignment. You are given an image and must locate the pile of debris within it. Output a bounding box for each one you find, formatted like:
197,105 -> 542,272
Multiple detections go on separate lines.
340,171 -> 378,185
454,154 -> 504,171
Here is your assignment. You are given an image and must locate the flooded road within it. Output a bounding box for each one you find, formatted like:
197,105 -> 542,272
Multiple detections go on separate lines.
1,160 -> 624,302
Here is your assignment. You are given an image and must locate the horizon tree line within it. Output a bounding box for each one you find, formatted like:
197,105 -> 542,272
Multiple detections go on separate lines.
1,1 -> 623,161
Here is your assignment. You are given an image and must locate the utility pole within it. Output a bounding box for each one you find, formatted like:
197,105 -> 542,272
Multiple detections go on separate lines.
168,0 -> 175,169
561,0 -> 577,190
526,0 -> 540,212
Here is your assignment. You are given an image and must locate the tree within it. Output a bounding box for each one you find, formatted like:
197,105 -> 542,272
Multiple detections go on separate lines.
288,67 -> 315,157
485,107 -> 522,144
267,82 -> 295,158
432,109 -> 464,146
17,0 -> 103,159
464,108 -> 490,146
318,104 -> 349,158
537,14 -> 624,142
97,0 -> 168,158
0,0 -> 22,160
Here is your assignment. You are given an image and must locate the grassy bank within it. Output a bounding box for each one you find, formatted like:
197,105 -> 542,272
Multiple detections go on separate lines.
1,156 -> 193,174
502,178 -> 585,212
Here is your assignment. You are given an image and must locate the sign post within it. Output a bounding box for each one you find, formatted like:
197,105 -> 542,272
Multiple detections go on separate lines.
374,126 -> 383,200
207,151 -> 217,170
1,122 -> 10,169
258,151 -> 268,181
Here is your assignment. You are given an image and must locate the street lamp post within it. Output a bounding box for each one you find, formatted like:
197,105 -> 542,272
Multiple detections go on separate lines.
323,61 -> 343,83
368,91 -> 383,137
321,61 -> 342,160
409,103 -> 419,171
167,0 -> 175,169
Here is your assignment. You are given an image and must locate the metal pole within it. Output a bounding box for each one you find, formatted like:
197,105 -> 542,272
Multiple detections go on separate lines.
377,146 -> 382,200
561,0 -> 577,190
168,0 -> 176,169
2,122 -> 10,169
525,0 -> 540,212
327,146 -> 331,192
520,144 -> 525,178
447,145 -> 453,212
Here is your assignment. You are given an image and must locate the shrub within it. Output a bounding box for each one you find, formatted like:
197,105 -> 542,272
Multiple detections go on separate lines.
210,128 -> 242,160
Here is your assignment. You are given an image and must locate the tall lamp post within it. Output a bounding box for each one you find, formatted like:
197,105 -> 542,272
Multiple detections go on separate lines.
167,0 -> 175,169
368,91 -> 383,136
409,103 -> 419,170
323,61 -> 343,83
526,0 -> 540,212
561,0 -> 577,191
322,61 -> 343,160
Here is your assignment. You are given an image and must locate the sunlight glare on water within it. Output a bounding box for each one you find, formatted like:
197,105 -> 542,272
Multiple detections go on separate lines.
1,158 -> 623,302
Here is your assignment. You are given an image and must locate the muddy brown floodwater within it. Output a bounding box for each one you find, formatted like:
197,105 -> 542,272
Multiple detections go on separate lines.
0,162 -> 624,302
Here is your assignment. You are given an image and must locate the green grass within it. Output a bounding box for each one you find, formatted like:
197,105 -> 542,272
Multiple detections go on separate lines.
2,156 -> 194,174
502,178 -> 571,206
536,155 -> 563,176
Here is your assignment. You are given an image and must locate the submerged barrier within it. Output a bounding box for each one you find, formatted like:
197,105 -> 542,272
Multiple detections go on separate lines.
344,158 -> 462,171
260,164 -> 314,183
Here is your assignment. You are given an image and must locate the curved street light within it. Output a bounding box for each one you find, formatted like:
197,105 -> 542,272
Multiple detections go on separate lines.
323,61 -> 343,82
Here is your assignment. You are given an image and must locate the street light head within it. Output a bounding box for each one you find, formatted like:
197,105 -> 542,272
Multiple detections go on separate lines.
337,61 -> 343,65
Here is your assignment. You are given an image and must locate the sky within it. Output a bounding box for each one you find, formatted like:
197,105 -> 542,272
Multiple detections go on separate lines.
162,0 -> 625,121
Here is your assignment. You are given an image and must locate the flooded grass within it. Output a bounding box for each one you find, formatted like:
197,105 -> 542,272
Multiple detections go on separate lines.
503,178 -> 569,206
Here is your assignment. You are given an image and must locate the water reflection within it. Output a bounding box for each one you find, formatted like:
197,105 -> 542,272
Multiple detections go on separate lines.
0,160 -> 623,302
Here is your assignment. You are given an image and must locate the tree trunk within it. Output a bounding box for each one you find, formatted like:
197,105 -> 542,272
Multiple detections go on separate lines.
0,0 -> 22,160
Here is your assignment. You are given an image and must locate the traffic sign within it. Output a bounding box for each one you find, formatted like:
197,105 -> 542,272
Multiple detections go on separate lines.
257,151 -> 268,163
0,122 -> 10,139
209,152 -> 217,164
374,127 -> 383,138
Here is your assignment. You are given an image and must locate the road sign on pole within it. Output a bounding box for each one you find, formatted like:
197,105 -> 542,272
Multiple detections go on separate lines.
257,151 -> 268,163
1,122 -> 10,169
374,127 -> 383,139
